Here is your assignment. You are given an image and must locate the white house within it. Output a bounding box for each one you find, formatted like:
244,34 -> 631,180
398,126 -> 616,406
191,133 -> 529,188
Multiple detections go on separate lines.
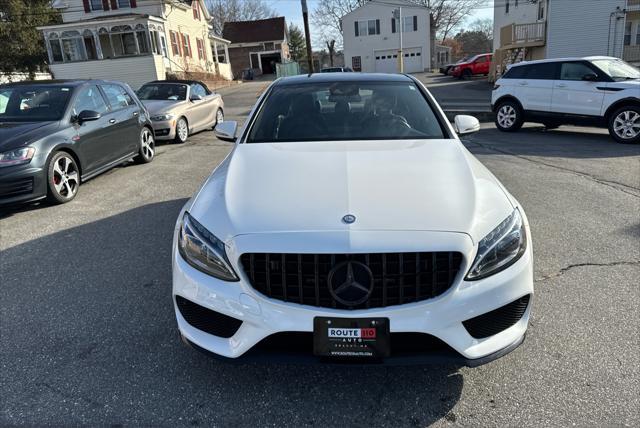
342,0 -> 430,74
492,0 -> 639,78
37,0 -> 231,89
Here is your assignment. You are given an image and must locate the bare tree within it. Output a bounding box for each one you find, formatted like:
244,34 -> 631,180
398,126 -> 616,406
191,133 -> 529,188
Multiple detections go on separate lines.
206,0 -> 277,36
312,0 -> 487,65
469,17 -> 493,41
326,40 -> 336,66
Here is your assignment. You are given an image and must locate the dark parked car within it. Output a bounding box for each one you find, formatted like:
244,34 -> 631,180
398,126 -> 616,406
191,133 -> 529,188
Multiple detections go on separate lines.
0,79 -> 154,206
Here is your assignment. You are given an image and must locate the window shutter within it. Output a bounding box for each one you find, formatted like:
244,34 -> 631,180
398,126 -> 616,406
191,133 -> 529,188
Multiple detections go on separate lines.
83,0 -> 90,13
375,19 -> 380,35
131,0 -> 137,7
102,0 -> 110,11
110,0 -> 118,10
171,31 -> 178,56
413,16 -> 418,31
391,18 -> 396,33
187,36 -> 192,57
197,39 -> 201,59
354,21 -> 359,37
193,2 -> 199,20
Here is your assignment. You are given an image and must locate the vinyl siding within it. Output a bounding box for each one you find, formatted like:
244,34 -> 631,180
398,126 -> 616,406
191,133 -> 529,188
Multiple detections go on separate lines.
61,0 -> 163,23
161,2 -> 214,73
49,55 -> 165,89
546,0 -> 626,58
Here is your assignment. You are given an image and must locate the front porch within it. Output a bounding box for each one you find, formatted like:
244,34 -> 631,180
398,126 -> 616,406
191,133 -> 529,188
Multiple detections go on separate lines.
38,14 -> 171,88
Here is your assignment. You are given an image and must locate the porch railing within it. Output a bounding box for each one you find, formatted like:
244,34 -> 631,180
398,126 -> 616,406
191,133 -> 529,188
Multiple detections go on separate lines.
500,22 -> 546,48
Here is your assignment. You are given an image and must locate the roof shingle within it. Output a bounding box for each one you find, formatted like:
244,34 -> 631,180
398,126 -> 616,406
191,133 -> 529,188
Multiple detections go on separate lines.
222,17 -> 286,44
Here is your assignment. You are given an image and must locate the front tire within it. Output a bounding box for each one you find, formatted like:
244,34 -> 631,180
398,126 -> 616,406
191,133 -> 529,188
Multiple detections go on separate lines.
495,100 -> 524,132
46,151 -> 80,204
608,106 -> 640,144
174,117 -> 189,144
214,108 -> 224,129
134,127 -> 155,164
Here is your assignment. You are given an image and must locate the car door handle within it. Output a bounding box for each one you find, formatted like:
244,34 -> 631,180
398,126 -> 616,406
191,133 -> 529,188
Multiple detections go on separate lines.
109,118 -> 116,124
518,81 -> 528,86
556,83 -> 567,88
132,111 -> 139,117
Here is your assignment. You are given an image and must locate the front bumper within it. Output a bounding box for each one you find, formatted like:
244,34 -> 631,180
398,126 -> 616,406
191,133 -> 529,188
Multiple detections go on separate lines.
150,119 -> 176,140
0,163 -> 47,206
172,227 -> 534,366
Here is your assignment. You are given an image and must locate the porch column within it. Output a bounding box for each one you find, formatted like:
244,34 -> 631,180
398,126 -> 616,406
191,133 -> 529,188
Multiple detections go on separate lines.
213,40 -> 219,63
223,44 -> 229,63
93,29 -> 104,59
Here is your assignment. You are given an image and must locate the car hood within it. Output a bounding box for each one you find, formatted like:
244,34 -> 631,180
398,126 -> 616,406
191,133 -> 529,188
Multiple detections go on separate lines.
141,100 -> 185,114
0,121 -> 59,151
188,139 -> 515,244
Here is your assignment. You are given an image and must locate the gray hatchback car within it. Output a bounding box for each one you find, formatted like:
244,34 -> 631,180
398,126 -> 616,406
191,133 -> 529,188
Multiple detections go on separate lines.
0,79 -> 154,206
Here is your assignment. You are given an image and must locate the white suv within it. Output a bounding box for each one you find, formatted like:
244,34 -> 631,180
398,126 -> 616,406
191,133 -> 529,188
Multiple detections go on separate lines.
491,56 -> 640,144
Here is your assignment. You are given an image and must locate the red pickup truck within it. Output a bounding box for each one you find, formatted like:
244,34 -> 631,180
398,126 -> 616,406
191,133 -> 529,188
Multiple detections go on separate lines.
449,53 -> 493,79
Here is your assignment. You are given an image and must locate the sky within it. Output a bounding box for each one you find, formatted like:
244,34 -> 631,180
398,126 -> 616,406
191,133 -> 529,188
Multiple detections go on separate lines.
267,0 -> 495,48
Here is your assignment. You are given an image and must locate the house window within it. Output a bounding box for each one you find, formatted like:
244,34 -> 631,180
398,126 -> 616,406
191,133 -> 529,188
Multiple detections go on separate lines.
118,0 -> 131,7
392,16 -> 417,33
83,30 -> 97,60
48,35 -> 64,63
636,22 -> 640,45
193,1 -> 201,20
160,35 -> 168,57
110,25 -> 138,56
264,42 -> 274,50
170,31 -> 180,56
136,31 -> 150,54
625,21 -> 632,46
505,0 -> 510,14
90,0 -> 103,10
351,56 -> 361,71
196,38 -> 205,60
537,0 -> 545,20
150,30 -> 159,54
355,19 -> 380,36
181,33 -> 191,57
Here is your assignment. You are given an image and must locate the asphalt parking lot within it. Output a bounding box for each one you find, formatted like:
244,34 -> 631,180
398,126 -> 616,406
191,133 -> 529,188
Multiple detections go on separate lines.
1,81 -> 639,427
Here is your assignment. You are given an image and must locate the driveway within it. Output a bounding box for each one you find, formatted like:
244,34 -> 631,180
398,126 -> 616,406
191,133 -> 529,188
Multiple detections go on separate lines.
1,81 -> 639,427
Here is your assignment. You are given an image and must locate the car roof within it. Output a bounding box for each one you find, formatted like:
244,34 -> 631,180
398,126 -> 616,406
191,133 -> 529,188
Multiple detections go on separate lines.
147,80 -> 202,85
508,56 -> 618,67
275,72 -> 414,86
0,79 -> 132,88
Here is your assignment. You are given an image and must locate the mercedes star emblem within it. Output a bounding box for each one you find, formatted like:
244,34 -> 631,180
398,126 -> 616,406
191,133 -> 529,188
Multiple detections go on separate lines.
327,260 -> 374,306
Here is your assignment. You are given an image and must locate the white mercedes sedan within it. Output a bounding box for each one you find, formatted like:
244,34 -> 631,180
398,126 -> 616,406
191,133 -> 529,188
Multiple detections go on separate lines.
172,73 -> 533,366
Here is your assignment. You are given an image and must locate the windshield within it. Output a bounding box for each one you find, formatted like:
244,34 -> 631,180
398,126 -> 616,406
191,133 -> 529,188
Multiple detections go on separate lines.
592,59 -> 640,81
246,81 -> 446,143
0,85 -> 72,122
137,84 -> 187,101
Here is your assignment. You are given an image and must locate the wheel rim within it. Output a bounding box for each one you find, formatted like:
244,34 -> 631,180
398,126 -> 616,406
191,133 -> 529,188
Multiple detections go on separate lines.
177,119 -> 188,141
52,155 -> 79,199
216,110 -> 224,125
497,105 -> 516,128
141,128 -> 155,158
613,110 -> 640,139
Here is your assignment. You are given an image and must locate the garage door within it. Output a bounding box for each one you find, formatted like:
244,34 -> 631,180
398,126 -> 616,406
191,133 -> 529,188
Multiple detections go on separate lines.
374,47 -> 423,73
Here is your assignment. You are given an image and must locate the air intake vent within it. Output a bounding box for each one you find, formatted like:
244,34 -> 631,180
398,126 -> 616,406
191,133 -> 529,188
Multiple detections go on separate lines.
175,296 -> 242,338
463,294 -> 531,339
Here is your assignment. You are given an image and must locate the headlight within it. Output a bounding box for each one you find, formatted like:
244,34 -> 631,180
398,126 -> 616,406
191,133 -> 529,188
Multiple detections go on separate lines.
0,147 -> 35,167
465,209 -> 527,281
151,113 -> 175,121
178,212 -> 239,281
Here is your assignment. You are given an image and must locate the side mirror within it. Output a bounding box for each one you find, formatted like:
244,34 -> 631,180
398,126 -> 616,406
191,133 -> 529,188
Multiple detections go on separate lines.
76,110 -> 101,124
190,94 -> 203,102
214,120 -> 238,142
582,73 -> 598,82
453,115 -> 480,135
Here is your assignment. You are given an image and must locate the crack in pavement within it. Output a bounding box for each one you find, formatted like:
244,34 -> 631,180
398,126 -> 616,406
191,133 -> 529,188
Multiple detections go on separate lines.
463,139 -> 640,198
535,260 -> 640,282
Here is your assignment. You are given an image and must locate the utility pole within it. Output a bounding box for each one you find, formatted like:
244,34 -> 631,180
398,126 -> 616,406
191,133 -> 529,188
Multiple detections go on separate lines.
301,0 -> 314,73
393,8 -> 404,73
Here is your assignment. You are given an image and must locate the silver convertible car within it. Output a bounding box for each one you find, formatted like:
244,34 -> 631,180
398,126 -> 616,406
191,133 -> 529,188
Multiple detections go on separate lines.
137,80 -> 224,143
